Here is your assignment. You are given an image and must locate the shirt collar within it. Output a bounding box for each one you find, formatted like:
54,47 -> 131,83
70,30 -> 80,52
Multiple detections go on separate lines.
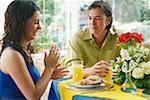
83,28 -> 111,45
83,28 -> 93,40
101,31 -> 111,48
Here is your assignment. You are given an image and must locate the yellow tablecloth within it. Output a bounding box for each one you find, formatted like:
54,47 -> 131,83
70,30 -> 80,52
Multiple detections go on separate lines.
58,79 -> 149,100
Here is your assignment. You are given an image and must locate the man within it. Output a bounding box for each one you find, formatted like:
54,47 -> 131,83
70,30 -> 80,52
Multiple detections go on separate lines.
66,0 -> 119,77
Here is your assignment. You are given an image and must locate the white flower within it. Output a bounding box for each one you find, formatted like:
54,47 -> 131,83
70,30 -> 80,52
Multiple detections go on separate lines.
135,57 -> 142,63
132,67 -> 144,79
140,47 -> 150,55
120,49 -> 131,61
122,61 -> 133,73
116,57 -> 122,63
112,44 -> 150,80
129,60 -> 137,69
140,61 -> 150,75
113,64 -> 121,72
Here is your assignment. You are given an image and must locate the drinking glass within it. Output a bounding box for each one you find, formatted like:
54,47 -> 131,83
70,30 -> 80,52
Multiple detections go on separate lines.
102,66 -> 113,84
72,60 -> 84,82
101,51 -> 114,84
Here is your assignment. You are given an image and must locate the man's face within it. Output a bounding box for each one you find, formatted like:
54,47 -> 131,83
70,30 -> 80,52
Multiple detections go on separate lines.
88,7 -> 110,35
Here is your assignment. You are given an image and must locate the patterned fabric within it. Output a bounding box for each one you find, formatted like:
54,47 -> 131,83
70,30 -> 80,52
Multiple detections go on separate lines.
0,43 -> 40,99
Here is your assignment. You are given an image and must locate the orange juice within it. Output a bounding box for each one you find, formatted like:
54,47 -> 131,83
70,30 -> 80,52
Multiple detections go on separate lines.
102,67 -> 113,84
72,65 -> 83,82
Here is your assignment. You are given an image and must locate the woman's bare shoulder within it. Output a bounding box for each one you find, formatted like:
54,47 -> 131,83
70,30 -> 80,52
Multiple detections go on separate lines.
1,47 -> 21,59
0,47 -> 25,74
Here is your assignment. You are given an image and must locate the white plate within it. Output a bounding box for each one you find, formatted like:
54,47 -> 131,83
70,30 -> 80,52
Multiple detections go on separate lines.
73,82 -> 105,89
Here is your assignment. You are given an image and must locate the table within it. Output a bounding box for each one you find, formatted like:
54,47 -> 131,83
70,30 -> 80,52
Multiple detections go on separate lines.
48,78 -> 149,100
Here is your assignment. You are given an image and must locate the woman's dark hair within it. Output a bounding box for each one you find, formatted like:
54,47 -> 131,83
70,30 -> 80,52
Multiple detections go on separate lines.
0,0 -> 40,65
1,0 -> 40,50
88,0 -> 112,30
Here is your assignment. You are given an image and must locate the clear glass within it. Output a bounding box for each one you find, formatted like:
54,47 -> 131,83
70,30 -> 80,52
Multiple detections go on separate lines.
72,60 -> 84,82
102,67 -> 113,85
121,60 -> 137,92
101,53 -> 113,85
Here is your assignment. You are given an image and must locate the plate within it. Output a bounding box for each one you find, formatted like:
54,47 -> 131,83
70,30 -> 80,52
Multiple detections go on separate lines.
73,82 -> 105,89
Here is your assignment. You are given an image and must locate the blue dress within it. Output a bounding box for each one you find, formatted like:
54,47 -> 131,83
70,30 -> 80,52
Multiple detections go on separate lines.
0,43 -> 40,100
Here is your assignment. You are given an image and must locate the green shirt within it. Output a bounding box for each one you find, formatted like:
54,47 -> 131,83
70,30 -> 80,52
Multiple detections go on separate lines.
66,27 -> 120,68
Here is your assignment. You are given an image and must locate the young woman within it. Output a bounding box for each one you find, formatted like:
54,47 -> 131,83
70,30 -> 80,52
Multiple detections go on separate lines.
0,0 -> 67,99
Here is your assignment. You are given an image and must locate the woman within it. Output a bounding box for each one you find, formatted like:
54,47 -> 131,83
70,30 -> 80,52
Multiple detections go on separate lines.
66,0 -> 119,77
0,0 -> 67,99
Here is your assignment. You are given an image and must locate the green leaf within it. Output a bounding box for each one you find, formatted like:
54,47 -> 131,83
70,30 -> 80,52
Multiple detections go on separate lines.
113,72 -> 125,84
114,71 -> 150,89
132,75 -> 150,88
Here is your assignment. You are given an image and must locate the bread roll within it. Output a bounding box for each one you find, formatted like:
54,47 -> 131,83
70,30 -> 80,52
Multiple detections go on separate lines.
85,75 -> 103,85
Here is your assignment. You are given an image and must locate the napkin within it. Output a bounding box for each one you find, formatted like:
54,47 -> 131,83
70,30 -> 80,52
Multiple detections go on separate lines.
73,95 -> 112,100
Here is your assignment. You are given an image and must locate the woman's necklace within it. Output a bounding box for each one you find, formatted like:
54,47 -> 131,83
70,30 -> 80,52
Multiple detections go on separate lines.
22,48 -> 30,56
22,48 -> 33,65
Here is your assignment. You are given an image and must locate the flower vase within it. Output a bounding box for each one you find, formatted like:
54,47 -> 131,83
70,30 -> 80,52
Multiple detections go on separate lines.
121,60 -> 137,92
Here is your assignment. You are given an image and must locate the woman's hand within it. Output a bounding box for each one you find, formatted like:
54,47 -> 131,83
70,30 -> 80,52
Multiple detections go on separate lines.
44,45 -> 60,69
84,60 -> 110,77
51,64 -> 69,79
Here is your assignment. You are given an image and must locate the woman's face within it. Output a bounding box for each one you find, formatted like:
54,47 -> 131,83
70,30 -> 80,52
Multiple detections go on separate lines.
24,11 -> 41,41
88,7 -> 111,35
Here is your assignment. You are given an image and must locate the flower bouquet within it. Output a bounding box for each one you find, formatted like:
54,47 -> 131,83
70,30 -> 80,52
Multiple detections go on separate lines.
112,32 -> 150,89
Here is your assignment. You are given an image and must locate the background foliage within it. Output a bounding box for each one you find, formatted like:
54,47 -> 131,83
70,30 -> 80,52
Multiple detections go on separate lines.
31,0 -> 150,53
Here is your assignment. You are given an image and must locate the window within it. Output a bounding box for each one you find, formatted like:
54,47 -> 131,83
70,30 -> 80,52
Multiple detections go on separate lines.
35,0 -> 149,53
0,0 -> 150,53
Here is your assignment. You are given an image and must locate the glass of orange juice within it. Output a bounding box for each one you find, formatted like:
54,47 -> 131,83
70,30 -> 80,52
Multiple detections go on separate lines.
72,60 -> 84,82
102,66 -> 113,84
102,52 -> 114,85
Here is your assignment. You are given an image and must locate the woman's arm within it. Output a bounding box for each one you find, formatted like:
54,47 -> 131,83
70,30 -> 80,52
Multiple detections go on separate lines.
0,46 -> 59,100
